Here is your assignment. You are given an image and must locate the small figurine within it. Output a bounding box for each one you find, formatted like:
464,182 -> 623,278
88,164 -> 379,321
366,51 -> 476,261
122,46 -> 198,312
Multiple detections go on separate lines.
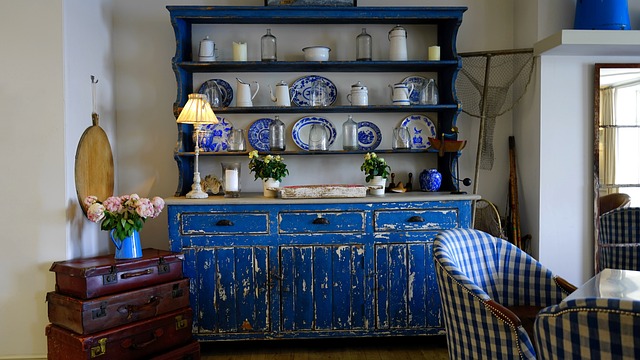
391,181 -> 406,193
406,172 -> 413,192
387,172 -> 396,193
201,174 -> 222,195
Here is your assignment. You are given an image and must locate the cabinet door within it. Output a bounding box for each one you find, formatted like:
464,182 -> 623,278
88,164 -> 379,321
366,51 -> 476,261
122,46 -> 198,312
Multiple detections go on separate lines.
374,243 -> 441,330
278,245 -> 366,332
189,246 -> 270,334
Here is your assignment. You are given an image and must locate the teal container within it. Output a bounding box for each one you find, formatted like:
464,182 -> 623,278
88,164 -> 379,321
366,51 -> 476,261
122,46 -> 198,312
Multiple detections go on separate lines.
574,0 -> 630,30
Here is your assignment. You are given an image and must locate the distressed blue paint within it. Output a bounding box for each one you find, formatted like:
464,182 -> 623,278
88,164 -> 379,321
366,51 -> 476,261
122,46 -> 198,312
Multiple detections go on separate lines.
313,247 -> 332,330
425,242 -> 442,328
332,246 -> 351,329
388,244 -> 408,328
196,248 -> 216,332
278,211 -> 365,234
181,212 -> 269,235
350,245 -> 366,329
408,243 -> 427,328
375,244 -> 389,330
215,248 -> 238,332
374,208 -> 459,232
293,246 -> 314,331
280,246 -> 295,331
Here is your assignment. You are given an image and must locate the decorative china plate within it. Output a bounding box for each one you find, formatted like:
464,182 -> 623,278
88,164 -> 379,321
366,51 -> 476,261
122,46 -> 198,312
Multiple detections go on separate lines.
400,114 -> 437,149
198,79 -> 233,108
195,117 -> 232,152
292,116 -> 336,150
290,75 -> 337,106
248,118 -> 273,151
402,75 -> 428,105
357,121 -> 381,151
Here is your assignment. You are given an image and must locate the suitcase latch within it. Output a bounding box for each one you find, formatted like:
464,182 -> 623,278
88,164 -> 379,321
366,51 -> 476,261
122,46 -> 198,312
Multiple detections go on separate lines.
158,257 -> 170,274
175,314 -> 188,330
90,338 -> 107,358
102,266 -> 118,285
172,283 -> 184,298
92,302 -> 108,319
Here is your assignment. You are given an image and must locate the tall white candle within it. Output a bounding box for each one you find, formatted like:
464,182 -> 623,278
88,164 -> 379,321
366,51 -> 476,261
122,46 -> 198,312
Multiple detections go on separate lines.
225,169 -> 239,191
233,42 -> 248,61
428,45 -> 441,61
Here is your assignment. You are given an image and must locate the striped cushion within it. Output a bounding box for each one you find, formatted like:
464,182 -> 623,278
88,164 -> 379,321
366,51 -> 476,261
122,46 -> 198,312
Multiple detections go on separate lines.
535,298 -> 640,359
599,208 -> 640,272
434,228 -> 571,360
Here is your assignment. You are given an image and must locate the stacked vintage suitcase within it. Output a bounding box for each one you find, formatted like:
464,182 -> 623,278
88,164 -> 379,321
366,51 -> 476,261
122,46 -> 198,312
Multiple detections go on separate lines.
46,248 -> 200,359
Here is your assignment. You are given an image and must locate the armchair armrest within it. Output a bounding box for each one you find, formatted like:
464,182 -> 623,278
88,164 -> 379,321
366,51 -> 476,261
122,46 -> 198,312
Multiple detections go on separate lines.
553,275 -> 577,294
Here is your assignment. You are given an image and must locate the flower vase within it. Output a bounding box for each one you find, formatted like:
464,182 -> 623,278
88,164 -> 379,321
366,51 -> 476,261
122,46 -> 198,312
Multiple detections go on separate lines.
368,176 -> 386,196
419,168 -> 442,192
110,229 -> 143,260
263,178 -> 280,197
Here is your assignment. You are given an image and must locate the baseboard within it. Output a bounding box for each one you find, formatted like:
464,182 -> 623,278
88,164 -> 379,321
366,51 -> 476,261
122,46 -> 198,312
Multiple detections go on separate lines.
0,355 -> 46,360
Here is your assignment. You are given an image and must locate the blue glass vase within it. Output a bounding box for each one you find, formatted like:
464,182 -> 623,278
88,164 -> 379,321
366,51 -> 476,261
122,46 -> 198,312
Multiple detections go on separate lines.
110,229 -> 143,260
419,168 -> 442,192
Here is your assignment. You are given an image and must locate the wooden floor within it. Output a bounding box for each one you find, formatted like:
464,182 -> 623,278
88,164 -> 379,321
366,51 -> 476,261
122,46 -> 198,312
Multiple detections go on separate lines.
200,336 -> 450,360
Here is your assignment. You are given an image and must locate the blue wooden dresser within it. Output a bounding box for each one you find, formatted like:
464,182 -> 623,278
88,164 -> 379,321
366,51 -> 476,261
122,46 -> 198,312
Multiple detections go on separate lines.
167,193 -> 478,340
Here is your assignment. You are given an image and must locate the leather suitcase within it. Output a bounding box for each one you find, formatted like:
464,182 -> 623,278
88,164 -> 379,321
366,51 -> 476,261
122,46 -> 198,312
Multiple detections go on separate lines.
50,248 -> 184,299
46,307 -> 193,360
47,278 -> 190,334
149,339 -> 200,360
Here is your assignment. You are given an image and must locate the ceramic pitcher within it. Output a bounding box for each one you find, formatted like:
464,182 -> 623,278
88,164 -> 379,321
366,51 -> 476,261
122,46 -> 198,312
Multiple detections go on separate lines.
269,80 -> 291,107
236,78 -> 259,107
389,83 -> 414,106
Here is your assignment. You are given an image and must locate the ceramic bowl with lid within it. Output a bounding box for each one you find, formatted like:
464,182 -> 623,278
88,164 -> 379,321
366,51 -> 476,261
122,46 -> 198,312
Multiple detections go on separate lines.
303,46 -> 331,61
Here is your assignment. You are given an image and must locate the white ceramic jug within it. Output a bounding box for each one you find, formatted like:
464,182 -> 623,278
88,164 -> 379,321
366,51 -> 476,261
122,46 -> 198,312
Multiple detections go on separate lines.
347,81 -> 368,106
389,83 -> 414,106
388,25 -> 408,61
269,80 -> 291,107
199,36 -> 216,62
236,78 -> 260,107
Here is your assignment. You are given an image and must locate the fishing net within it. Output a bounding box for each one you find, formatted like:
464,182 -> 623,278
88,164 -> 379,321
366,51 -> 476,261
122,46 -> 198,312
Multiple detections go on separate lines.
456,50 -> 535,181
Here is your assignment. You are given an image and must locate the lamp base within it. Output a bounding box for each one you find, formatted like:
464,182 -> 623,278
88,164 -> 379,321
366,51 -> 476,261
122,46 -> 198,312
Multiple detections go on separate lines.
186,189 -> 209,199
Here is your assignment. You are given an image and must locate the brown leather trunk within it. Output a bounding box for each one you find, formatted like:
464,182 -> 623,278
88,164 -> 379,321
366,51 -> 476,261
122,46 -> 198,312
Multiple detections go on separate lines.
149,339 -> 200,360
46,308 -> 193,360
49,249 -> 184,299
47,278 -> 190,334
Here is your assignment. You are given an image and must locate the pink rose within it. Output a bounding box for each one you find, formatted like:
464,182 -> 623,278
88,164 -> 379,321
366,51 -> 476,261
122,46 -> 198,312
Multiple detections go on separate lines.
151,197 -> 165,217
135,198 -> 155,218
103,196 -> 123,213
87,203 -> 105,222
83,195 -> 98,208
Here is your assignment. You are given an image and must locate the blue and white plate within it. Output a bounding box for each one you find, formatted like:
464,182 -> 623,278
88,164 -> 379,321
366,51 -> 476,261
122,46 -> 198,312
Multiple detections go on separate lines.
292,116 -> 336,150
248,118 -> 273,151
402,75 -> 428,105
197,79 -> 233,108
290,75 -> 337,107
357,121 -> 381,151
193,117 -> 233,152
400,114 -> 437,149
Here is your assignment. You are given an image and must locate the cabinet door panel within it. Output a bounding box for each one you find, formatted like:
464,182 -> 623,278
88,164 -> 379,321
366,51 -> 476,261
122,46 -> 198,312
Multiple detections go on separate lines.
279,245 -> 365,332
194,247 -> 269,334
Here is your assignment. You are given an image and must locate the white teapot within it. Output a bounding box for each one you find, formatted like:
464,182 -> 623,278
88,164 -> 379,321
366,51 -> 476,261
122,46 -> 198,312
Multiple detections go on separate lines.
389,82 -> 414,106
236,78 -> 260,107
269,80 -> 291,107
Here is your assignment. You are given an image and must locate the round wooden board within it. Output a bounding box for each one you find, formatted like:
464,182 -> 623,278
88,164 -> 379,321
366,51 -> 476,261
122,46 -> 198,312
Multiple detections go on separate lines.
75,123 -> 114,213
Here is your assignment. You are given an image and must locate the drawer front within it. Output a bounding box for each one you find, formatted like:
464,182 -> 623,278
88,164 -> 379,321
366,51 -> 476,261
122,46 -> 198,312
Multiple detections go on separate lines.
374,208 -> 460,232
180,212 -> 269,235
279,211 -> 365,234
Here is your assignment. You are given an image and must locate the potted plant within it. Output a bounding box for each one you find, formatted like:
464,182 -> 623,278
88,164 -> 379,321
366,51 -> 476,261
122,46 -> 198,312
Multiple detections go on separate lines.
248,150 -> 289,197
360,152 -> 391,196
84,194 -> 165,259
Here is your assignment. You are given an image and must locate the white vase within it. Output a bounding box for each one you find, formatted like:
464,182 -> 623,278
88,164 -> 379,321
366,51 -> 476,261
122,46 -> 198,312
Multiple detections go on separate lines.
368,176 -> 386,196
263,178 -> 280,197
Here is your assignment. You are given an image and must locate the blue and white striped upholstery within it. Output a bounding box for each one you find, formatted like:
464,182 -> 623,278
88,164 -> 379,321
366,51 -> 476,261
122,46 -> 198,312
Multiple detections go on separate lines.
433,228 -> 574,360
535,298 -> 640,359
598,208 -> 640,272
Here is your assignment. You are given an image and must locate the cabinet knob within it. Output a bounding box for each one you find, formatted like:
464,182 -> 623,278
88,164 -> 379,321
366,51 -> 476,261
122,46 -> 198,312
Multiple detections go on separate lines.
216,219 -> 234,226
408,215 -> 425,223
312,217 -> 330,225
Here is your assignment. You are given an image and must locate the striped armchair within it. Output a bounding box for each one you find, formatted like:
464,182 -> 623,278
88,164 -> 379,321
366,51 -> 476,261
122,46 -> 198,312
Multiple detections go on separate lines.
433,228 -> 575,360
535,298 -> 640,359
598,207 -> 640,272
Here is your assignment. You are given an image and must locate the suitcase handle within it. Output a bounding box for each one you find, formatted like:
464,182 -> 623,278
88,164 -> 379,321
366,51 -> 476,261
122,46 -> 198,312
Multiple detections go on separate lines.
121,328 -> 164,349
118,296 -> 161,319
121,268 -> 153,279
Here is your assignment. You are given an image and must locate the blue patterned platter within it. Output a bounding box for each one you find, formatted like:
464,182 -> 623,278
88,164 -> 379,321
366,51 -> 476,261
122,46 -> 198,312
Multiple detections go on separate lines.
292,116 -> 336,151
197,79 -> 233,108
402,75 -> 427,105
290,75 -> 337,107
357,121 -> 381,151
248,118 -> 273,152
400,114 -> 437,149
193,117 -> 233,152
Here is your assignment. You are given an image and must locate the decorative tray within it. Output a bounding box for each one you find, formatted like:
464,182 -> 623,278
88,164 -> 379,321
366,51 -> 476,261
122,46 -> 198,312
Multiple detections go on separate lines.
277,184 -> 369,199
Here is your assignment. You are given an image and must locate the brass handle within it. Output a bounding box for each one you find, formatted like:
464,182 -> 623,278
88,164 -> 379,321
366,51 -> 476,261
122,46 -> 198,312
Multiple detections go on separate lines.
216,219 -> 234,226
312,217 -> 330,225
121,269 -> 153,279
121,328 -> 163,349
408,215 -> 425,223
118,296 -> 161,319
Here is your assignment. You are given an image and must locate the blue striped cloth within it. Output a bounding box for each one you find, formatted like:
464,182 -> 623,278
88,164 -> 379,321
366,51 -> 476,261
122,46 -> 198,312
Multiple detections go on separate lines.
433,228 -> 573,360
535,298 -> 640,359
598,208 -> 640,272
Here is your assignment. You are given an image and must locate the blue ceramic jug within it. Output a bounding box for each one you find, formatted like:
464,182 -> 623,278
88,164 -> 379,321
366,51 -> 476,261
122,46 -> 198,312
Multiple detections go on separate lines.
110,229 -> 143,260
574,0 -> 630,30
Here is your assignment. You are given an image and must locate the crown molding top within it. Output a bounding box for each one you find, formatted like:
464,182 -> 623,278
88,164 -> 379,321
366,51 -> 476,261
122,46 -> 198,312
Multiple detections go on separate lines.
535,29 -> 640,56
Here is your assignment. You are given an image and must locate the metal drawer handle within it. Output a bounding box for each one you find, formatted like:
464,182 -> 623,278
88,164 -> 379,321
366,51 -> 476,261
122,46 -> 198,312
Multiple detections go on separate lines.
216,219 -> 234,226
312,217 -> 330,225
408,215 -> 425,223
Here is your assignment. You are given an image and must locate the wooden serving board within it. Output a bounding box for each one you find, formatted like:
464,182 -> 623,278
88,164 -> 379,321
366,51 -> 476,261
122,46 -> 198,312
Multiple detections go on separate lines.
278,184 -> 368,199
75,113 -> 114,213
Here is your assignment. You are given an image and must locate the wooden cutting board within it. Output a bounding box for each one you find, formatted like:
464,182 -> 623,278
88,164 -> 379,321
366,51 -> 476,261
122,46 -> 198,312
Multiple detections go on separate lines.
75,113 -> 114,213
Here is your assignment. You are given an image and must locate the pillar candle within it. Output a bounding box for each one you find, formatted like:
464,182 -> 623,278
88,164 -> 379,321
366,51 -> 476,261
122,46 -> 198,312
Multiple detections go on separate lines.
225,169 -> 239,191
233,42 -> 248,61
428,45 -> 441,61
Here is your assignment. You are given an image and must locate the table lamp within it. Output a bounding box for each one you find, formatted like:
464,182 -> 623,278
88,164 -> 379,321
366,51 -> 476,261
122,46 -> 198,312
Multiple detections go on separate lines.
176,93 -> 218,198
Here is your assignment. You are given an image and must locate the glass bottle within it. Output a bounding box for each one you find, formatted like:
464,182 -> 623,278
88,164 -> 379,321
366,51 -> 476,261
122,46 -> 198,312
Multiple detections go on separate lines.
261,28 -> 277,62
342,115 -> 358,151
356,28 -> 372,61
269,115 -> 286,151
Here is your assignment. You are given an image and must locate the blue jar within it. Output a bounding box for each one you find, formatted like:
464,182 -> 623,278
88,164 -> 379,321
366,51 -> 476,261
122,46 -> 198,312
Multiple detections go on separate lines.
419,168 -> 442,192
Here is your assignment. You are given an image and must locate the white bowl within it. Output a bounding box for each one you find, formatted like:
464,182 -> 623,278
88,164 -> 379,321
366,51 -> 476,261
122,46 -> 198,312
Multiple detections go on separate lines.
303,46 -> 331,61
